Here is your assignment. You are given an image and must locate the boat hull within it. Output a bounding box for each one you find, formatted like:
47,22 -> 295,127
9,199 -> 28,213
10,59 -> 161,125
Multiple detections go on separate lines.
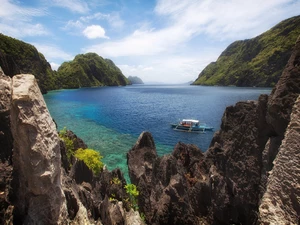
171,124 -> 213,132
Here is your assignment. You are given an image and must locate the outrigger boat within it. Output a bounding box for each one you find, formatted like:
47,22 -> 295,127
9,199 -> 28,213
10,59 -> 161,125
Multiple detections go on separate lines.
171,119 -> 213,132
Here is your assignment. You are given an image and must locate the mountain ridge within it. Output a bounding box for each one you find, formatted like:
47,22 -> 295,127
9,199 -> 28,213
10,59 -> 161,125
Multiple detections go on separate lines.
0,34 -> 129,93
192,15 -> 300,87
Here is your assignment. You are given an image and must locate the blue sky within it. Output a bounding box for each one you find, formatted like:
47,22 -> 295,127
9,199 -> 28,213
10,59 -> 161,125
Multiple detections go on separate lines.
0,0 -> 300,83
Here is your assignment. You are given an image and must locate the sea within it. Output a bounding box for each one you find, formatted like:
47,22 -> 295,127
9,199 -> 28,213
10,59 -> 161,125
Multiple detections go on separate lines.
44,84 -> 271,181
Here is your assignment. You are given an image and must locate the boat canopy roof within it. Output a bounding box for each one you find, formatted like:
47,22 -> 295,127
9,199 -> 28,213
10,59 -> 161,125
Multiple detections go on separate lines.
182,119 -> 199,123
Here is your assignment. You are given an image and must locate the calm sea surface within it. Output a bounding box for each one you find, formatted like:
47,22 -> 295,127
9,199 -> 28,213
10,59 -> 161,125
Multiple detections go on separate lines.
44,84 -> 271,180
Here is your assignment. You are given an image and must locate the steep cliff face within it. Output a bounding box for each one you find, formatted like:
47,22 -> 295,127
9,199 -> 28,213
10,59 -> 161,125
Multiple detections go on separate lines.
0,67 -> 13,162
9,74 -> 68,224
128,35 -> 300,224
0,73 -> 144,224
0,34 -> 55,93
193,15 -> 300,87
0,68 -> 13,224
56,53 -> 129,89
258,95 -> 300,224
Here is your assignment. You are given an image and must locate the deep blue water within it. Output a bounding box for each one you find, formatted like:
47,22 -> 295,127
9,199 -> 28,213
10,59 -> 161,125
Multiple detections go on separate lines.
44,84 -> 271,179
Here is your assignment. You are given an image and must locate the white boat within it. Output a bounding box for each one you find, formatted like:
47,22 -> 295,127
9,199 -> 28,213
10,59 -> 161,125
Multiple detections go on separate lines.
171,119 -> 213,132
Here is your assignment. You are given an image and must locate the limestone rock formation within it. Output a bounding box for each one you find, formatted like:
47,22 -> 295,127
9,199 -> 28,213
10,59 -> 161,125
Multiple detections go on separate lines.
128,133 -> 208,225
0,67 -> 13,162
258,95 -> 300,224
127,35 -> 300,224
0,73 -> 144,224
10,74 -> 68,224
1,35 -> 299,225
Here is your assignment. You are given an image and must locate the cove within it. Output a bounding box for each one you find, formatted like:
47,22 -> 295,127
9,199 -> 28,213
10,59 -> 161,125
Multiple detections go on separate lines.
44,84 -> 271,178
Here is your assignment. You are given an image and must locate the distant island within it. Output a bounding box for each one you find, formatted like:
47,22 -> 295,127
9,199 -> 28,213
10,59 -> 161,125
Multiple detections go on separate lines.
1,16 -> 300,92
128,76 -> 144,84
192,15 -> 300,87
56,53 -> 130,89
0,34 -> 129,93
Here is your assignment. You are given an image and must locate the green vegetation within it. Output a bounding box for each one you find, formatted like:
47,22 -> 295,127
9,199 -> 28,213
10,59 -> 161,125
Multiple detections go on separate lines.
59,127 -> 104,175
111,177 -> 121,185
75,148 -> 104,175
0,33 -> 56,93
193,16 -> 300,87
125,184 -> 139,211
59,127 -> 75,160
128,76 -> 144,84
56,53 -> 130,89
0,34 -> 129,92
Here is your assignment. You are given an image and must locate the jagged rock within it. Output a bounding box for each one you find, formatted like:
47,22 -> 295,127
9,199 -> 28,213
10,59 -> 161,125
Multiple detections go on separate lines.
64,130 -> 88,150
0,72 -> 143,224
0,69 -> 14,223
128,134 -> 207,225
127,35 -> 300,225
0,161 -> 13,224
100,197 -> 145,225
70,160 -> 94,184
127,131 -> 158,185
267,35 -> 300,137
0,69 -> 13,163
258,95 -> 300,224
205,100 -> 267,224
10,74 -> 68,224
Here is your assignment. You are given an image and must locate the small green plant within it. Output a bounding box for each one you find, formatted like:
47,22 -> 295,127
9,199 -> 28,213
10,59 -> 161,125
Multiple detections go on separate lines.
74,148 -> 104,175
111,177 -> 121,185
124,184 -> 139,211
140,212 -> 146,222
59,127 -> 75,160
109,193 -> 117,202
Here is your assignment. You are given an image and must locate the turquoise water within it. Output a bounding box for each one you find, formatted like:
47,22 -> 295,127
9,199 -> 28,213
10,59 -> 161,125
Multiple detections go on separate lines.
44,85 -> 271,180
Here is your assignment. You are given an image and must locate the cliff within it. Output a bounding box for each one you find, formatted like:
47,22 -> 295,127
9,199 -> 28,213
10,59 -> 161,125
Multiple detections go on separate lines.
192,15 -> 300,87
127,35 -> 300,224
0,33 -> 55,93
0,72 -> 143,224
0,34 -> 129,92
0,35 -> 299,224
56,53 -> 130,88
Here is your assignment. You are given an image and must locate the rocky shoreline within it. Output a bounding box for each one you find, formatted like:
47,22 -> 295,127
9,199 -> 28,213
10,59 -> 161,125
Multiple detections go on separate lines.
0,36 -> 300,224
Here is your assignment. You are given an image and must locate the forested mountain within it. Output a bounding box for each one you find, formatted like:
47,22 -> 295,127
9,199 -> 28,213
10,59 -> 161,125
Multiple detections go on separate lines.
56,53 -> 130,89
128,76 -> 144,84
0,33 -> 55,93
0,34 -> 129,92
192,15 -> 300,87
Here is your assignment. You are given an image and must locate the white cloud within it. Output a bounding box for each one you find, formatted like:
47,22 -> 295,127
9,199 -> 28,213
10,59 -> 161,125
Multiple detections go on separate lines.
0,0 -> 46,20
83,24 -> 189,57
50,0 -> 89,14
83,0 -> 300,58
80,12 -> 124,28
117,48 -> 220,84
83,25 -> 109,39
0,23 -> 48,38
155,0 -> 299,40
0,0 -> 48,38
64,12 -> 124,35
32,43 -> 73,62
50,62 -> 60,70
64,20 -> 84,30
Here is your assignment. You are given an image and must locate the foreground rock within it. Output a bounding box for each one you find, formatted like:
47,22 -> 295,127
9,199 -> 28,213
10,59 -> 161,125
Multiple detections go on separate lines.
10,74 -> 68,224
258,95 -> 300,224
0,73 -> 144,224
127,36 -> 300,224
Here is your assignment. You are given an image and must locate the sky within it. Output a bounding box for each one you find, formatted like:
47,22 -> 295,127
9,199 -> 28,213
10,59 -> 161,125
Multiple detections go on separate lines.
0,0 -> 300,84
